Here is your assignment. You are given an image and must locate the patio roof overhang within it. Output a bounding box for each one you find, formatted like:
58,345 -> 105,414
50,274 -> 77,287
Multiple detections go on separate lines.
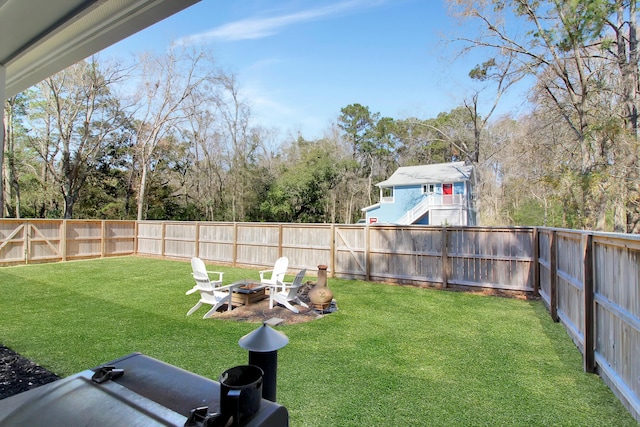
0,0 -> 200,99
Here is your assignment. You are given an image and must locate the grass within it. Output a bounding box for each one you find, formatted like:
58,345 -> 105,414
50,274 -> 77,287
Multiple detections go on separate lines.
0,256 -> 636,426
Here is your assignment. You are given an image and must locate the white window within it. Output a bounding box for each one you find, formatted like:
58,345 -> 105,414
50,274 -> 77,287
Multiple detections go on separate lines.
381,187 -> 394,202
422,184 -> 435,194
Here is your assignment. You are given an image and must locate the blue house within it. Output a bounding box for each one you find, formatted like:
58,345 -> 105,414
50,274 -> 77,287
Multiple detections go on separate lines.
361,162 -> 477,225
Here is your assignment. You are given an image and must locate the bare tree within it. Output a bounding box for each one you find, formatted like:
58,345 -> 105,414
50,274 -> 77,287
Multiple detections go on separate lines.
608,1 -> 640,231
448,0 -> 640,230
3,95 -> 26,217
182,99 -> 227,221
209,73 -> 257,221
26,58 -> 126,218
128,46 -> 215,220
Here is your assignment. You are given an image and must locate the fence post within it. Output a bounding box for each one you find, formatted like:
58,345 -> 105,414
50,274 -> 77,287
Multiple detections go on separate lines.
365,224 -> 371,281
24,221 -> 30,265
278,223 -> 283,258
330,224 -> 336,278
533,227 -> 540,294
161,222 -> 166,257
61,220 -> 67,262
232,222 -> 238,267
441,226 -> 448,289
583,233 -> 595,373
194,222 -> 200,258
101,220 -> 106,258
549,230 -> 558,322
134,221 -> 139,255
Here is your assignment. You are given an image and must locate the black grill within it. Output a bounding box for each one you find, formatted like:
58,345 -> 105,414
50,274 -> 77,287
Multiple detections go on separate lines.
0,352 -> 288,427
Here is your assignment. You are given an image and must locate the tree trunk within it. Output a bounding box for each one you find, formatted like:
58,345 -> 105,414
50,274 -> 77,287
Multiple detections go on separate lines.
63,194 -> 74,219
617,1 -> 640,232
0,102 -> 9,218
137,163 -> 149,220
0,101 -> 5,218
5,98 -> 21,218
0,64 -> 5,217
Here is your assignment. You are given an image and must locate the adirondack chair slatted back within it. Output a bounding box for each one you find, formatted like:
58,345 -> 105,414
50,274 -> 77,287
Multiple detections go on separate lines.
261,257 -> 289,291
286,269 -> 307,298
187,257 -> 230,317
191,257 -> 213,288
272,257 -> 288,283
269,268 -> 308,313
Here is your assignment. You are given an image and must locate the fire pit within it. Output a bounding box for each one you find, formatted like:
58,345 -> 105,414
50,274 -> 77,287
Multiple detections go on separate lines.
231,280 -> 268,306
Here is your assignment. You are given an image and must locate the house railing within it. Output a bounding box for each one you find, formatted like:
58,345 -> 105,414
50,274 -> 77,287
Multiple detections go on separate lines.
396,194 -> 467,224
0,219 -> 638,421
429,193 -> 465,206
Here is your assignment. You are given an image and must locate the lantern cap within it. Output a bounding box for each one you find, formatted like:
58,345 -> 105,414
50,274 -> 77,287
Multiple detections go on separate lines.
238,322 -> 289,352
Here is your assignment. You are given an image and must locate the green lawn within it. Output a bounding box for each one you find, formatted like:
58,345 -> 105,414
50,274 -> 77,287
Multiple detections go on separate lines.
0,257 -> 635,426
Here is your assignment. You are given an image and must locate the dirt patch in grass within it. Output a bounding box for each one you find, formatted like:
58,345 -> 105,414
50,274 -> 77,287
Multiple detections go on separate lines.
209,282 -> 330,325
445,285 -> 538,300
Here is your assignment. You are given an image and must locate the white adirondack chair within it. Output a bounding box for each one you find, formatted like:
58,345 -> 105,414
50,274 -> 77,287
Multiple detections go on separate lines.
259,256 -> 289,287
186,257 -> 236,318
269,269 -> 309,314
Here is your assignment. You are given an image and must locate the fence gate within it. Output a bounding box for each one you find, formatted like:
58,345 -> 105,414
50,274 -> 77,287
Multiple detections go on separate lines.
0,222 -> 26,263
333,226 -> 367,279
0,220 -> 63,264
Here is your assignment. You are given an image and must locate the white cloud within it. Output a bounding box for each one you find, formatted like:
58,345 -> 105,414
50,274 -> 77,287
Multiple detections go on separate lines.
240,71 -> 329,139
176,0 -> 387,44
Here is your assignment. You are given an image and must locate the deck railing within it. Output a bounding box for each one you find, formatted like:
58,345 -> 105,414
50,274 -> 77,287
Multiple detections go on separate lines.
396,194 -> 468,224
0,219 -> 638,421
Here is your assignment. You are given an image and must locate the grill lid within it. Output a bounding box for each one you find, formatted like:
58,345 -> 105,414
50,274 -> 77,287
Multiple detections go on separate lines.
0,370 -> 186,426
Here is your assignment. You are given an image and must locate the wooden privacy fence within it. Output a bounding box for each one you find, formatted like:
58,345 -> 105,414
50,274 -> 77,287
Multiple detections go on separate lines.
135,221 -> 536,291
538,228 -> 640,421
0,219 -> 135,265
0,219 -> 638,421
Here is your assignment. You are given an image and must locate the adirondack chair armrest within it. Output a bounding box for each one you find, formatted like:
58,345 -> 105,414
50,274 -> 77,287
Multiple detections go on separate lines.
186,283 -> 213,295
206,270 -> 224,282
259,269 -> 273,280
267,280 -> 288,294
216,282 -> 241,292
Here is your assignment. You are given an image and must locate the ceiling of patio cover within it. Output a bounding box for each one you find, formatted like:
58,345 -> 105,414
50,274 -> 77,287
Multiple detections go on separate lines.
0,0 -> 200,98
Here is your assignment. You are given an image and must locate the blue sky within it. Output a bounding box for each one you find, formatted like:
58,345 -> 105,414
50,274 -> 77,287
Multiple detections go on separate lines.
103,0 -> 529,141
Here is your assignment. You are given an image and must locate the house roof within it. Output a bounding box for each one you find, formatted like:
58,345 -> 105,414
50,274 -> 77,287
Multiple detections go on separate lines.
360,203 -> 380,212
1,0 -> 199,99
376,161 -> 473,187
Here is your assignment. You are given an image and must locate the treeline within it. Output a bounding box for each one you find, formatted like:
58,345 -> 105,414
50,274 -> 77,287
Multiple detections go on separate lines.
448,0 -> 640,232
0,46 -> 448,224
0,47 -> 459,224
2,1 -> 640,232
